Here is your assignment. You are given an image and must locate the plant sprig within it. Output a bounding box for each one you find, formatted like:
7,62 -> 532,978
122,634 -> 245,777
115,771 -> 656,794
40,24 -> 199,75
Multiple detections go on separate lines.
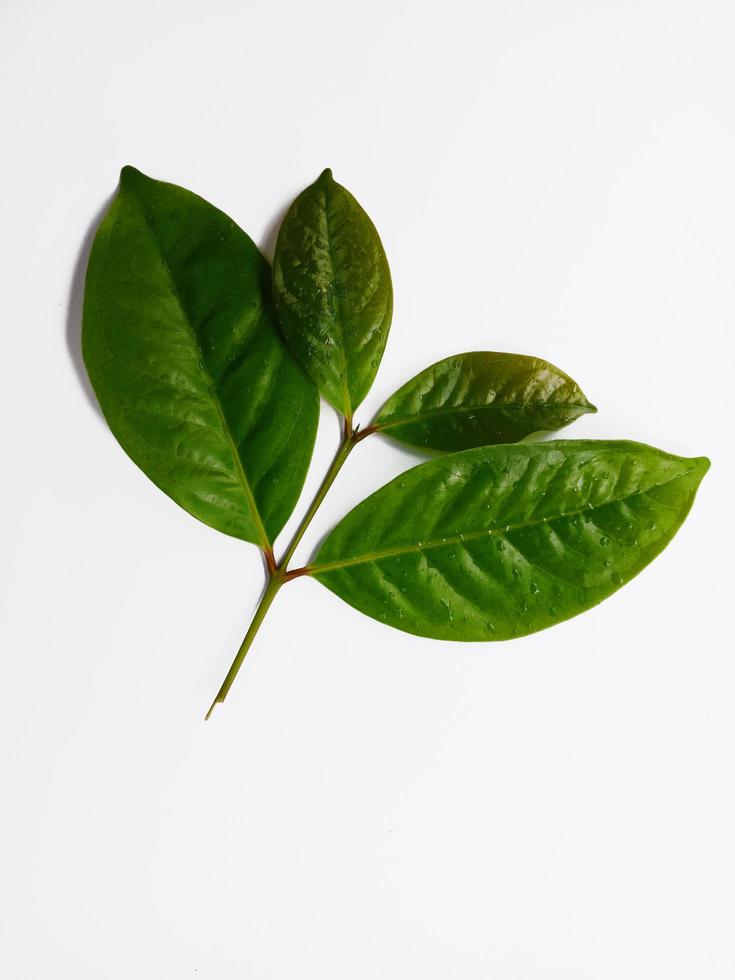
81,166 -> 709,718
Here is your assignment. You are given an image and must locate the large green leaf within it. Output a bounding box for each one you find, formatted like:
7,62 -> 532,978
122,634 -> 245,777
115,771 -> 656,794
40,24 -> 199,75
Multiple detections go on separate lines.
83,166 -> 319,548
312,441 -> 709,640
372,351 -> 596,451
272,169 -> 393,418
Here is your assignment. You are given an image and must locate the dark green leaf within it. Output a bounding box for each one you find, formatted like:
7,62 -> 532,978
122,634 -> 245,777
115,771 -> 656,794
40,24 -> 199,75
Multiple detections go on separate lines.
372,351 -> 596,451
312,441 -> 709,640
83,166 -> 319,548
272,169 -> 393,418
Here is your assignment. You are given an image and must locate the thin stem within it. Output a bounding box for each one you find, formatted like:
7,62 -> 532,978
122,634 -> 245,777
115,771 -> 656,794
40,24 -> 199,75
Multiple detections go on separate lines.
283,565 -> 312,581
205,415 -> 361,718
205,574 -> 283,719
264,547 -> 277,576
353,423 -> 378,442
277,415 -> 358,571
276,420 -> 377,582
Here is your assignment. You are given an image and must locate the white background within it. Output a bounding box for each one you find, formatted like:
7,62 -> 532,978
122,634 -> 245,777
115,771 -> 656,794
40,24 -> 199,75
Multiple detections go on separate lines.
1,1 -> 733,976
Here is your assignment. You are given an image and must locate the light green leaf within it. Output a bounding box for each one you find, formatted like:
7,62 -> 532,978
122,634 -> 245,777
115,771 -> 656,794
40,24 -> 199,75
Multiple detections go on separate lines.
312,441 -> 709,640
372,351 -> 596,451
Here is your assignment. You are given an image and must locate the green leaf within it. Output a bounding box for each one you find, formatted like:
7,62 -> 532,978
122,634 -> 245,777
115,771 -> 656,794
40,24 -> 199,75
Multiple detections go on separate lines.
83,166 -> 319,548
371,351 -> 596,451
311,441 -> 709,640
272,169 -> 393,418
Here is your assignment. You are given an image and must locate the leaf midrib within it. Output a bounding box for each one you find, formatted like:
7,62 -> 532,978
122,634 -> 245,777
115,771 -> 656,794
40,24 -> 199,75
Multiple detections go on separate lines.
375,398 -> 592,432
321,180 -> 352,419
131,188 -> 272,551
310,470 -> 688,575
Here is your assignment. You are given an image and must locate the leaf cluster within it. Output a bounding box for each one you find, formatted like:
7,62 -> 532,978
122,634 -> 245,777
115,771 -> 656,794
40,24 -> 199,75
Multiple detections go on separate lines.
82,166 -> 709,716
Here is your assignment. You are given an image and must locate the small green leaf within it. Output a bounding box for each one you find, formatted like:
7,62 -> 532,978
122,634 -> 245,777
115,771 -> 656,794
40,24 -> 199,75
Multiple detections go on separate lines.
312,441 -> 709,640
272,169 -> 393,418
83,166 -> 319,548
372,351 -> 596,451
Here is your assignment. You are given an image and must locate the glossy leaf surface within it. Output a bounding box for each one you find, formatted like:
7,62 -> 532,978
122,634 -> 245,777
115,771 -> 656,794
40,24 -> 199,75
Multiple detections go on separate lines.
312,442 -> 708,640
372,351 -> 595,451
272,169 -> 393,417
83,166 -> 318,547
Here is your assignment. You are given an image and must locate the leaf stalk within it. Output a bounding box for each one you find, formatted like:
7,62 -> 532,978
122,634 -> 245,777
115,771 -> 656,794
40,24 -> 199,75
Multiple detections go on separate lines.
205,416 -> 363,718
277,416 -> 358,571
204,572 -> 284,720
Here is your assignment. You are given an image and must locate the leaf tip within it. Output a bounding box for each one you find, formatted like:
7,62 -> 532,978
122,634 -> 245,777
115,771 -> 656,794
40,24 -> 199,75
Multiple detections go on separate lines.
119,164 -> 145,188
318,167 -> 334,183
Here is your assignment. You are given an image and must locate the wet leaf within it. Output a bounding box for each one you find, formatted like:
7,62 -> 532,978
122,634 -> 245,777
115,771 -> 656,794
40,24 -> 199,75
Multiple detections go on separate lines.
272,169 -> 392,417
373,351 -> 595,451
312,441 -> 709,640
